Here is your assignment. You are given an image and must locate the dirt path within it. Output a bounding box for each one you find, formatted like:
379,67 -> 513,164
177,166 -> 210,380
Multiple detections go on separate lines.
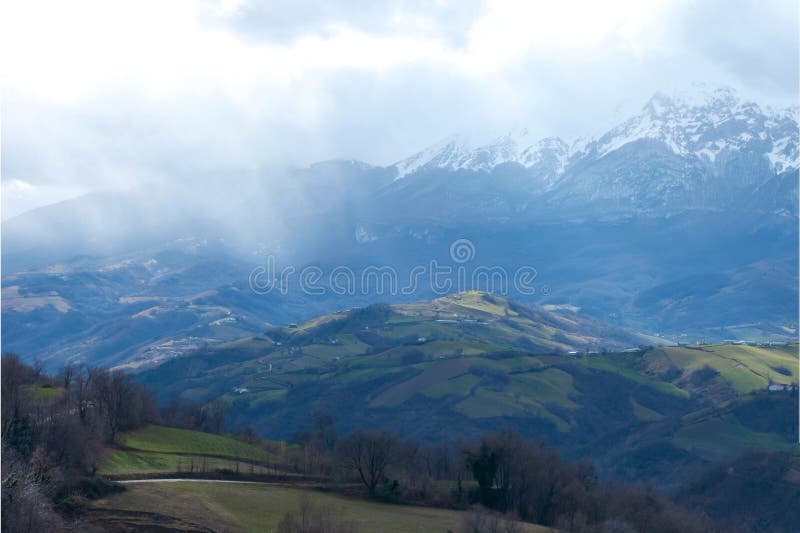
118,478 -> 270,484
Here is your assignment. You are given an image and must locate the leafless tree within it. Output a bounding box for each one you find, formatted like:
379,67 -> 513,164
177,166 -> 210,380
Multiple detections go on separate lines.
336,430 -> 401,495
276,493 -> 359,533
59,364 -> 74,391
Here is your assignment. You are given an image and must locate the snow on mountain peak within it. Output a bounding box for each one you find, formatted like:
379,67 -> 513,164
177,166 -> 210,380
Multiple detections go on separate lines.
392,86 -> 798,180
393,128 -> 574,181
590,85 -> 798,170
393,134 -> 473,179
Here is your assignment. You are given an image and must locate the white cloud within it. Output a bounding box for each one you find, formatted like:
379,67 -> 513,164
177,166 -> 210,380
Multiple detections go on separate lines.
1,0 -> 796,216
1,179 -> 87,220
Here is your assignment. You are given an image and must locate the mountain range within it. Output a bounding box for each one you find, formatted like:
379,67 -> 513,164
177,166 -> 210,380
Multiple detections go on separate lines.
2,85 -> 798,369
388,85 -> 797,218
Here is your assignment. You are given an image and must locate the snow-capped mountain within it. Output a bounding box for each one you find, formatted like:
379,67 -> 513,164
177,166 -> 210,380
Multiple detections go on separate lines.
393,129 -> 576,182
585,86 -> 798,172
389,85 -> 798,216
4,86 -> 798,367
393,85 -> 798,182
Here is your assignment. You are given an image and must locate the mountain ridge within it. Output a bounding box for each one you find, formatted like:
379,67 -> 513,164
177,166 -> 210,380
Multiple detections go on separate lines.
392,85 -> 799,180
3,85 -> 797,369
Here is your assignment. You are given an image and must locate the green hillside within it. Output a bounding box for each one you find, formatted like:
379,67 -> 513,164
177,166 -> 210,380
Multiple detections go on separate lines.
103,425 -> 282,477
88,481 -> 549,533
136,292 -> 799,486
121,425 -> 274,461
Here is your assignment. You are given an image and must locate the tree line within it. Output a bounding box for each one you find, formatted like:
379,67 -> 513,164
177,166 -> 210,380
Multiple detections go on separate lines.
0,354 -> 734,533
1,354 -> 162,531
1,353 -> 270,531
290,414 -> 718,533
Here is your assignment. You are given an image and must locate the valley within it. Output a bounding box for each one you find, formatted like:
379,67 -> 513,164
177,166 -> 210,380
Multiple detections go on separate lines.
3,88 -> 798,373
136,292 -> 799,488
4,2 -> 798,530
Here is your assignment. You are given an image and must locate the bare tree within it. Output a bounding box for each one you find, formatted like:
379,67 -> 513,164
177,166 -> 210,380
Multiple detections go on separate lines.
59,364 -> 74,391
32,359 -> 45,382
336,430 -> 400,495
276,493 -> 359,533
89,368 -> 154,443
74,365 -> 93,422
201,398 -> 228,434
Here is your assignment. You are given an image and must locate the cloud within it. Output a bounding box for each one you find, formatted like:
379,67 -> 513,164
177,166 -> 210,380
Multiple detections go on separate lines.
675,0 -> 798,95
207,0 -> 484,46
1,179 -> 87,220
1,0 -> 797,217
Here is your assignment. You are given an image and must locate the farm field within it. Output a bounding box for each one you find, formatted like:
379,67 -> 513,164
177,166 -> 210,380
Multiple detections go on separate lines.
103,425 -> 287,478
88,481 -> 550,533
100,450 -> 278,477
121,425 -> 276,462
134,293 -> 799,487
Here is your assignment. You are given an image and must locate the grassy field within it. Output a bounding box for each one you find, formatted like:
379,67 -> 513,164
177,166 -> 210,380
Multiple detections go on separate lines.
658,344 -> 798,393
100,450 -> 277,476
370,359 -> 470,407
576,356 -> 691,398
23,385 -> 63,403
673,415 -> 800,461
134,292 -> 798,481
90,481 -> 550,533
121,425 -> 275,462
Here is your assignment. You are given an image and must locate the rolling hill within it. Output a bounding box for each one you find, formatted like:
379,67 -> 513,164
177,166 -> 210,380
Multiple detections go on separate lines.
3,87 -> 797,371
135,292 -> 799,488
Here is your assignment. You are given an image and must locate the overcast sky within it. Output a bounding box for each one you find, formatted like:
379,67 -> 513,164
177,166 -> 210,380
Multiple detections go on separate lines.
2,0 -> 798,219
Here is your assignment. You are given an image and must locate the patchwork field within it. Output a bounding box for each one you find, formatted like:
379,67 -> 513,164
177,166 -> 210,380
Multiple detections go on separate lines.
135,293 -> 799,486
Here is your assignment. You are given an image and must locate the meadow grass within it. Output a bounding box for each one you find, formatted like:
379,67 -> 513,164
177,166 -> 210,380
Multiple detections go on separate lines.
91,481 -> 550,533
23,385 -> 62,403
660,345 -> 798,394
576,357 -> 690,398
100,450 -> 275,476
673,415 -> 799,461
121,425 -> 274,462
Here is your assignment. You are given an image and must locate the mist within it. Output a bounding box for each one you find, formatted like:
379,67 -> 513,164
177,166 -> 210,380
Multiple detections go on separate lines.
3,0 -> 798,224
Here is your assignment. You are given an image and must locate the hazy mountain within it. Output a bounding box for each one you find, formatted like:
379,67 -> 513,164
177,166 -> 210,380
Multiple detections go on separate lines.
389,85 -> 798,218
3,86 -> 797,368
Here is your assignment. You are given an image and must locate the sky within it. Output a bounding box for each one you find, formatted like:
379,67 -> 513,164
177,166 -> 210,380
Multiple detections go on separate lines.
2,0 -> 798,219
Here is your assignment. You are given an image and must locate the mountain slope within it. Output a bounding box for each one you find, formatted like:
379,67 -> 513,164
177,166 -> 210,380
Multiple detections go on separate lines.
390,85 -> 798,216
135,293 -> 799,488
3,85 -> 797,368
